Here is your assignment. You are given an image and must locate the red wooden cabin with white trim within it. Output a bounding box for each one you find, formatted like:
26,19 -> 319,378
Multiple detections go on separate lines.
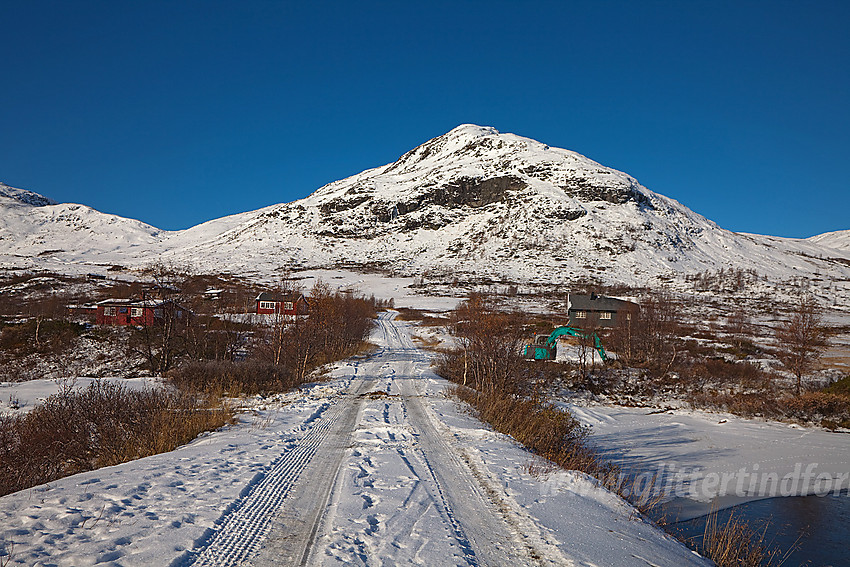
95,298 -> 190,327
255,292 -> 309,319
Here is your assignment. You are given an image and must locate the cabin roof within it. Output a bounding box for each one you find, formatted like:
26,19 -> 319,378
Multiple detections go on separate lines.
256,292 -> 304,303
568,294 -> 637,312
96,298 -> 179,308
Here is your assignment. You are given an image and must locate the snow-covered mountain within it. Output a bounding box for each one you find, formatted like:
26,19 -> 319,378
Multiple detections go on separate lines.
0,182 -> 166,269
157,124 -> 850,286
2,125 -> 850,289
807,229 -> 850,253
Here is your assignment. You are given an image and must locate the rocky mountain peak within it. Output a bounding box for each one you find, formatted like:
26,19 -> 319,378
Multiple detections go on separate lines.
306,124 -> 655,236
0,182 -> 57,207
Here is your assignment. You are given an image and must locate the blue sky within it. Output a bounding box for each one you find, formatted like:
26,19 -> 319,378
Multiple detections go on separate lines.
1,1 -> 848,237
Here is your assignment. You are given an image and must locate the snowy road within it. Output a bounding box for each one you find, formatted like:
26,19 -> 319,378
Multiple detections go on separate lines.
0,313 -> 707,566
250,313 -> 554,566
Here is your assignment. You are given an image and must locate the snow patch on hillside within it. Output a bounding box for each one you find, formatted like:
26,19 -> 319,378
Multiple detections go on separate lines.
808,229 -> 850,252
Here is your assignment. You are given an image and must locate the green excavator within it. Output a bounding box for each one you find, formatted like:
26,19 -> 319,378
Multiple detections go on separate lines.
524,326 -> 609,362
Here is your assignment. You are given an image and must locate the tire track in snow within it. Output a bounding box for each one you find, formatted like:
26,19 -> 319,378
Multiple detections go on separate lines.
369,386 -> 479,565
312,313 -> 527,565
177,379 -> 372,567
189,312 -> 566,566
390,313 -> 572,566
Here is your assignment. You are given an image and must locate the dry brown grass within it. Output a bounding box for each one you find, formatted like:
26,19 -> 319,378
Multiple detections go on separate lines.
168,360 -> 299,396
688,389 -> 850,429
693,508 -> 787,567
411,334 -> 442,350
450,385 -> 614,480
0,380 -> 233,497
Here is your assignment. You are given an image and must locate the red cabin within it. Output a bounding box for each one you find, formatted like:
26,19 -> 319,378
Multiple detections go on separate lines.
255,292 -> 309,320
95,299 -> 190,327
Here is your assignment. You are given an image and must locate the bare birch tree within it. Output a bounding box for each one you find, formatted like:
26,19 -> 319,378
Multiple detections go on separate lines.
775,297 -> 830,395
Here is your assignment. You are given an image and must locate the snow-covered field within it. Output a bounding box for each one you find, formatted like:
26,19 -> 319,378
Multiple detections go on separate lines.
273,269 -> 462,312
0,314 -> 708,566
568,403 -> 850,520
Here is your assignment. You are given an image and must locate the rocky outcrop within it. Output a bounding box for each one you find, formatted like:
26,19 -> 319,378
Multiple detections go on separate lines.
559,178 -> 652,207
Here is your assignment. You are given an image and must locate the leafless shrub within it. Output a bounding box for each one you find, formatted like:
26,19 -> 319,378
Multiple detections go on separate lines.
170,282 -> 380,396
782,391 -> 850,423
253,282 -> 378,383
167,360 -> 296,396
686,358 -> 768,389
128,302 -> 192,375
444,294 -> 529,396
184,315 -> 253,362
686,268 -> 760,294
725,308 -> 754,351
0,319 -> 86,357
774,297 -> 830,395
606,291 -> 682,376
0,381 -> 232,497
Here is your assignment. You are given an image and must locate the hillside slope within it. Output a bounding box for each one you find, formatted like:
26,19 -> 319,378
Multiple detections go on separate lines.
808,229 -> 850,252
0,182 -> 167,270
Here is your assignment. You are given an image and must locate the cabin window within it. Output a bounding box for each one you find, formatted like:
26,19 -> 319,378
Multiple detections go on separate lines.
575,311 -> 586,319
284,301 -> 293,310
600,312 -> 612,320
259,301 -> 276,310
131,307 -> 143,317
104,307 -> 116,316
119,307 -> 128,314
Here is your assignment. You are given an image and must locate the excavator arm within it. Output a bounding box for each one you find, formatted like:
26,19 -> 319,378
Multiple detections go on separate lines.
544,326 -> 608,362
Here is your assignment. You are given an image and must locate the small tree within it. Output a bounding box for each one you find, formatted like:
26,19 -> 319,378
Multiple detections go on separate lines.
608,291 -> 680,375
129,302 -> 190,374
28,293 -> 66,347
725,308 -> 753,352
775,297 -> 830,395
128,263 -> 194,374
575,320 -> 601,379
448,294 -> 528,397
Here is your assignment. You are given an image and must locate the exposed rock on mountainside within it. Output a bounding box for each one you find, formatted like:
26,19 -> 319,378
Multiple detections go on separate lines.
156,125 -> 850,288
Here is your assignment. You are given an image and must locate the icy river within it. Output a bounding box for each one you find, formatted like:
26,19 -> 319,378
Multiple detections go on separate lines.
673,493 -> 850,566
570,402 -> 850,565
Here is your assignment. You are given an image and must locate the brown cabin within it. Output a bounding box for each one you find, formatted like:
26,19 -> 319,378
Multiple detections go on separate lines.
567,293 -> 639,328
